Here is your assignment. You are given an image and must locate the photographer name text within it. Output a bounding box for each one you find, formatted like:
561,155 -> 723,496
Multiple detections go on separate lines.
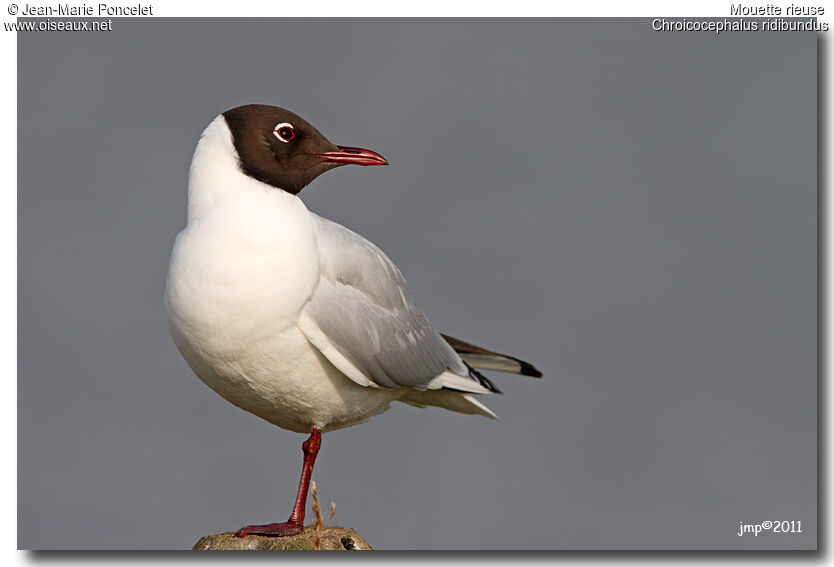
18,3 -> 152,16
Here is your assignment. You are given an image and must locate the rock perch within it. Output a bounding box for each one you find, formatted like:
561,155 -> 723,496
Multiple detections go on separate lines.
193,525 -> 372,551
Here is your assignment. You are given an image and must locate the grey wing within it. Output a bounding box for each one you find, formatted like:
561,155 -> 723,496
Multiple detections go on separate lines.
298,214 -> 494,393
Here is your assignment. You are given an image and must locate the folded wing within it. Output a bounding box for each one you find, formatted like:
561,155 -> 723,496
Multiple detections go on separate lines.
298,214 -> 495,395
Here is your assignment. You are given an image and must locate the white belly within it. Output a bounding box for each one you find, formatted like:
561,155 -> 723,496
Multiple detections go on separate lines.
165,197 -> 398,433
168,317 -> 397,433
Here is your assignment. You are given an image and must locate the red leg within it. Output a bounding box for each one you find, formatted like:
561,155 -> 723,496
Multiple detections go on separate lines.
235,428 -> 322,537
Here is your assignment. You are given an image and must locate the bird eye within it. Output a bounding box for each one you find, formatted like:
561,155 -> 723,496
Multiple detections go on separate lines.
274,122 -> 295,143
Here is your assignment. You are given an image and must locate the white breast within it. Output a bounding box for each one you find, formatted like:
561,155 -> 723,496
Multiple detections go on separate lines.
166,116 -> 321,361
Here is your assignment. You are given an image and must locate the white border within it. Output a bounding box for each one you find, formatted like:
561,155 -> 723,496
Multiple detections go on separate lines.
1,2 -> 827,565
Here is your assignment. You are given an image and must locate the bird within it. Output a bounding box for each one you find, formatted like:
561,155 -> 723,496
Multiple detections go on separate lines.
165,104 -> 542,538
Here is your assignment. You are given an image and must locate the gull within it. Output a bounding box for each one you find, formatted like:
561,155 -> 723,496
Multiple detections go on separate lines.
165,104 -> 542,537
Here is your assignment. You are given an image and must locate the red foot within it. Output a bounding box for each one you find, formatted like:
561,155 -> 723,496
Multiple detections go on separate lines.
235,522 -> 304,537
235,429 -> 322,539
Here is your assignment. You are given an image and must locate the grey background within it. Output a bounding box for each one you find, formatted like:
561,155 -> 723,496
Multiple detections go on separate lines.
18,19 -> 817,550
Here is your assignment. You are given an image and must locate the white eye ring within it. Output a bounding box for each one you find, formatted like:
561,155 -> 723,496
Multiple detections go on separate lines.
273,122 -> 295,143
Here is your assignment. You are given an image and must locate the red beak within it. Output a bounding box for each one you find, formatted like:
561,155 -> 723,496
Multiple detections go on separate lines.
316,145 -> 388,166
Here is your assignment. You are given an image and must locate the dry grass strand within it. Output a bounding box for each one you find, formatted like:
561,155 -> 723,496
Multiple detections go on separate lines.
310,480 -> 339,550
311,480 -> 323,550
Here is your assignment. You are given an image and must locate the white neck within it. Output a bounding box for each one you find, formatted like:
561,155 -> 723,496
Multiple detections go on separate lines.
183,115 -> 316,264
187,115 -> 301,220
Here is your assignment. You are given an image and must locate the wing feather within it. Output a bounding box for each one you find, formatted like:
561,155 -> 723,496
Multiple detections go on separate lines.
298,214 -> 494,394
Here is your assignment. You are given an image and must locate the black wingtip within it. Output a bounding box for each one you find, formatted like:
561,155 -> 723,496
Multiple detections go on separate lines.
442,333 -> 542,378
518,360 -> 543,378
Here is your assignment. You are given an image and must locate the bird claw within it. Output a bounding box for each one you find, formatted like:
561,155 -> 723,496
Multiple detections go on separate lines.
235,522 -> 304,537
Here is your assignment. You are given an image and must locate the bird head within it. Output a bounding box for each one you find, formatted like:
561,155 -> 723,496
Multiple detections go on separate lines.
222,104 -> 388,194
